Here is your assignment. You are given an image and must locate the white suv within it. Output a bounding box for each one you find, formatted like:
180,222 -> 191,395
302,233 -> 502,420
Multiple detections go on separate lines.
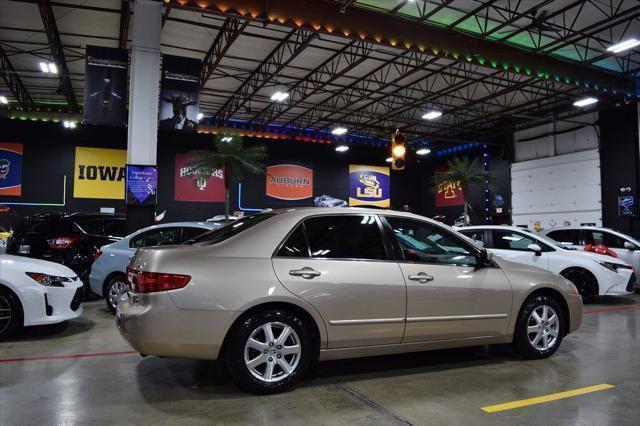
458,225 -> 635,303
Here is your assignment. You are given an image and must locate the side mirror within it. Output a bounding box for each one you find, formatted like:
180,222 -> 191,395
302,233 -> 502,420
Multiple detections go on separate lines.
478,249 -> 493,267
528,243 -> 542,256
624,241 -> 637,251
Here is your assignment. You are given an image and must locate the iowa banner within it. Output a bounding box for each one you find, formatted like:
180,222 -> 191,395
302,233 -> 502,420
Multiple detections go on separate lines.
348,164 -> 390,208
74,147 -> 126,199
0,143 -> 23,196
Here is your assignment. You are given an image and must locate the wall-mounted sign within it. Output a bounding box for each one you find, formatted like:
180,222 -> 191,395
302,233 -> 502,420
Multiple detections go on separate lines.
73,147 -> 126,199
126,165 -> 157,206
174,153 -> 225,202
83,45 -> 128,125
348,164 -> 390,208
0,143 -> 23,196
159,55 -> 201,132
618,195 -> 636,218
435,164 -> 464,208
266,164 -> 313,200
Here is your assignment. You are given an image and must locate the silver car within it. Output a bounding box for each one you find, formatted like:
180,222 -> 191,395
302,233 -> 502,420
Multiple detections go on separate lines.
118,208 -> 583,394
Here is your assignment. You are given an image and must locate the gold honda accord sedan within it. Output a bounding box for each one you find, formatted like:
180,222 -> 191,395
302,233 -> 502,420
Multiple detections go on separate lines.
117,208 -> 583,394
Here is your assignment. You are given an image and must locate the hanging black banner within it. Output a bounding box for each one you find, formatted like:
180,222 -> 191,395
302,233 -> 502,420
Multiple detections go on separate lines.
159,55 -> 201,133
83,45 -> 128,125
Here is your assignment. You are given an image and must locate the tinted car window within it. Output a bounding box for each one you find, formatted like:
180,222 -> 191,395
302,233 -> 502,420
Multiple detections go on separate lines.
303,215 -> 387,260
492,230 -> 550,252
459,230 -> 485,246
276,225 -> 308,257
386,217 -> 476,266
180,227 -> 208,242
103,218 -> 126,237
191,213 -> 277,245
585,230 -> 627,248
547,229 -> 581,245
75,218 -> 101,235
130,228 -> 180,248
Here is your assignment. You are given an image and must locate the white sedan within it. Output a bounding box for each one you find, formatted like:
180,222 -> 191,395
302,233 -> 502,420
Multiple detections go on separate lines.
0,254 -> 83,340
457,225 -> 635,303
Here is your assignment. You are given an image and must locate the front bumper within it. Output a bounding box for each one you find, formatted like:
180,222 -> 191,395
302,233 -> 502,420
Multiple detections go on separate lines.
22,277 -> 84,326
602,268 -> 635,296
116,291 -> 237,360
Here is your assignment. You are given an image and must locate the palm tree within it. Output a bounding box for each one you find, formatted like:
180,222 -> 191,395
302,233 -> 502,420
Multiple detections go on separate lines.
189,135 -> 267,222
434,156 -> 493,225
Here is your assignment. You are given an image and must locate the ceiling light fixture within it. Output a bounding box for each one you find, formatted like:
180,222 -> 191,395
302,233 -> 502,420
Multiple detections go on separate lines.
573,97 -> 598,107
422,111 -> 442,120
385,157 -> 393,163
270,91 -> 289,102
63,120 -> 76,129
197,112 -> 204,121
416,148 -> 431,156
48,63 -> 58,74
221,136 -> 233,142
331,127 -> 348,135
40,62 -> 58,74
335,145 -> 349,152
39,62 -> 49,73
606,38 -> 640,54
0,96 -> 8,104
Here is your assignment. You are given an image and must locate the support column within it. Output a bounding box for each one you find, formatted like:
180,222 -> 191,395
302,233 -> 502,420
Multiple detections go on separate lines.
126,0 -> 162,233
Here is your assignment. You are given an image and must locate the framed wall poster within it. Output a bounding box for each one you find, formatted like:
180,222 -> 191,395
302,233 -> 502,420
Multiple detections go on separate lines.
0,143 -> 23,196
126,165 -> 158,206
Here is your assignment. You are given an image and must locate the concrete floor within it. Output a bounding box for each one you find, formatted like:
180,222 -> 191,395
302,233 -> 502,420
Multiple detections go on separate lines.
1,295 -> 639,426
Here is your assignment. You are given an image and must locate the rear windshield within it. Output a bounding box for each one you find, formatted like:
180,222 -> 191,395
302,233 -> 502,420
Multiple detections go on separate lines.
20,217 -> 74,235
187,213 -> 277,245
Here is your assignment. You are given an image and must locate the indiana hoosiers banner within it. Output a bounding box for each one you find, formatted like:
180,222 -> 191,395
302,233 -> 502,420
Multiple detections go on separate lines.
348,165 -> 390,208
174,153 -> 225,202
73,147 -> 126,199
83,45 -> 128,125
159,55 -> 201,132
0,143 -> 23,196
266,164 -> 313,200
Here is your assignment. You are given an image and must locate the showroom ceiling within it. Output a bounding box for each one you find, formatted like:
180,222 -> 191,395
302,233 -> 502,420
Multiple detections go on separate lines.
0,0 -> 639,144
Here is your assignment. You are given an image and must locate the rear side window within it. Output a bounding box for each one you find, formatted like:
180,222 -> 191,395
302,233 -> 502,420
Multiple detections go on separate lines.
103,218 -> 126,237
547,230 -> 580,245
180,227 -> 208,242
303,215 -> 387,260
75,218 -> 101,235
585,231 -> 628,249
191,213 -> 277,245
130,228 -> 180,248
276,225 -> 309,257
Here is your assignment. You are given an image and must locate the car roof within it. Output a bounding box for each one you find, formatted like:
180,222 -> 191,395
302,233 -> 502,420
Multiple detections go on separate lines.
27,212 -> 125,220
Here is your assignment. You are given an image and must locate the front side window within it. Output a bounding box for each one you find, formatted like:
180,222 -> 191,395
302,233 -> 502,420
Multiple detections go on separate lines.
585,230 -> 628,249
303,215 -> 387,260
492,230 -> 548,252
547,229 -> 580,245
130,228 -> 180,248
386,217 -> 477,266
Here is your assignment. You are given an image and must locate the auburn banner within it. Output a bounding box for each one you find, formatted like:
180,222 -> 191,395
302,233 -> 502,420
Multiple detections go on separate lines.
348,164 -> 390,208
0,143 -> 23,196
174,153 -> 225,202
73,147 -> 126,199
266,164 -> 313,200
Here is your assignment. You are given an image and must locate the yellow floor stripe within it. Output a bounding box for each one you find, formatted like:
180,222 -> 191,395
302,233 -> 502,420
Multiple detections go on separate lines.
482,383 -> 615,413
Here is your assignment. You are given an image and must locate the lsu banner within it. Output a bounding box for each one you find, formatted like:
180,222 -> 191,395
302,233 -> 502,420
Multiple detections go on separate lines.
159,55 -> 201,132
348,164 -> 390,208
74,147 -> 126,199
0,143 -> 23,196
174,153 -> 225,202
266,164 -> 313,200
83,45 -> 128,125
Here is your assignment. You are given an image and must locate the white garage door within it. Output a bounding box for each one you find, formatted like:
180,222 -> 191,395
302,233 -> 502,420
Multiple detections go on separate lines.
511,149 -> 602,230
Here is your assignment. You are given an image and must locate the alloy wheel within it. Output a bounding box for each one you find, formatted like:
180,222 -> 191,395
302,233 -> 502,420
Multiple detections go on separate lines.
108,280 -> 128,309
243,321 -> 301,383
527,305 -> 560,351
0,293 -> 12,335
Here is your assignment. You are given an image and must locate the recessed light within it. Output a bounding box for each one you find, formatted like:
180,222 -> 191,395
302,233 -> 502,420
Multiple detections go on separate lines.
0,96 -> 7,104
270,91 -> 289,102
331,127 -> 348,136
335,145 -> 349,152
573,97 -> 598,107
607,38 -> 640,54
422,111 -> 442,120
416,148 -> 431,155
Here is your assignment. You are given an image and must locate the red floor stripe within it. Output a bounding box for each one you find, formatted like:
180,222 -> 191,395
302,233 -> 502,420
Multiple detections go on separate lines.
0,350 -> 138,363
584,305 -> 640,315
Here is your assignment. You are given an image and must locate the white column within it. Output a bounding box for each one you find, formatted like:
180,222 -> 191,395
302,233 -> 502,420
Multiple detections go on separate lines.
127,0 -> 162,165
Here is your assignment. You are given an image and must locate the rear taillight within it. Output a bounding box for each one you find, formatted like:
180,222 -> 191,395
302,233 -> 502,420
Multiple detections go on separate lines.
46,236 -> 80,249
94,249 -> 102,260
126,267 -> 191,293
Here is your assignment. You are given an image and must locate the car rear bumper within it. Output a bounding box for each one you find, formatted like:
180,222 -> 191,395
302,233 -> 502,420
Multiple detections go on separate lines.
566,294 -> 583,334
116,291 -> 237,360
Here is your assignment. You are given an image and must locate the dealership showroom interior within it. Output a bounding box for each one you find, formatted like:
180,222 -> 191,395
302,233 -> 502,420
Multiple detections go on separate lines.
1,0 -> 640,424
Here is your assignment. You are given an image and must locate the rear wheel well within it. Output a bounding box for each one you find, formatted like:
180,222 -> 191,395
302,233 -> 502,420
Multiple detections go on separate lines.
0,283 -> 24,326
102,271 -> 127,296
220,302 -> 321,362
525,288 -> 571,336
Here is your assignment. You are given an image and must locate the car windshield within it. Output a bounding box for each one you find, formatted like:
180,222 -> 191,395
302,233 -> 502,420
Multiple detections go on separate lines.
186,213 -> 277,245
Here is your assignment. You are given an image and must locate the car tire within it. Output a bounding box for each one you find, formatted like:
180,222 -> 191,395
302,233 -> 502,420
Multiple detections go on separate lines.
0,287 -> 23,341
105,274 -> 128,314
225,309 -> 313,394
513,294 -> 565,359
560,268 -> 598,304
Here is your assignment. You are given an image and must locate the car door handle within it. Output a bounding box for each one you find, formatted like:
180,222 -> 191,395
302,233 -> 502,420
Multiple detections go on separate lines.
289,267 -> 321,279
408,272 -> 434,283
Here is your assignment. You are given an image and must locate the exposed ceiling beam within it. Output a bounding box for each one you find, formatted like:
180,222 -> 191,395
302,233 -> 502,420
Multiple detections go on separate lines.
201,18 -> 248,86
37,0 -> 78,111
118,0 -> 131,50
167,0 -> 634,94
0,44 -> 34,109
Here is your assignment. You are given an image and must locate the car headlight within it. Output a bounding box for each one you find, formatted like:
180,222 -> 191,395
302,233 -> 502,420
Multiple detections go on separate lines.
596,261 -> 631,273
25,272 -> 74,287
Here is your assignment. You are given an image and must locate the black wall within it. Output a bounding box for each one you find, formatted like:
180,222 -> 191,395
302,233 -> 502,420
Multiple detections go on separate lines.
599,103 -> 640,239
